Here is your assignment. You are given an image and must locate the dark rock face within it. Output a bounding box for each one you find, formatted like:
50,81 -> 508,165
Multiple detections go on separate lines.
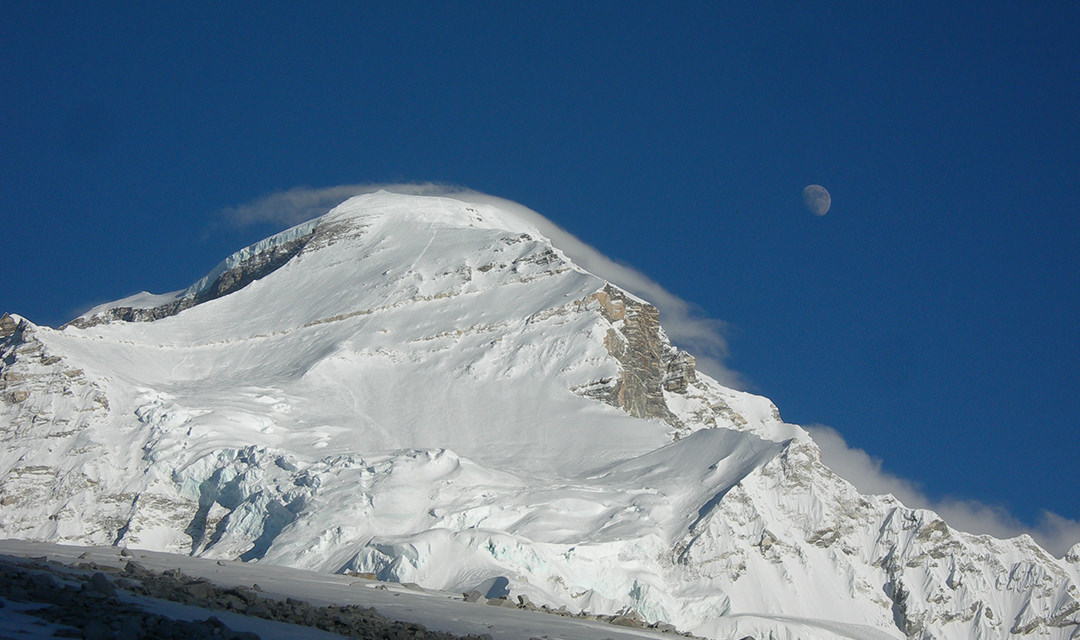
0,313 -> 20,339
196,234 -> 313,304
581,285 -> 697,425
67,232 -> 315,328
1,315 -> 38,405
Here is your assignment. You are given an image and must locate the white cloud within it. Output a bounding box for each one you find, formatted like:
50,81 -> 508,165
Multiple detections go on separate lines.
807,424 -> 1080,557
220,183 -> 744,388
220,183 -> 459,227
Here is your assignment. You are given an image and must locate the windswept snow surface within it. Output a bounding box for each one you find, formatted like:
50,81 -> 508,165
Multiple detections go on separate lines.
1,191 -> 1078,640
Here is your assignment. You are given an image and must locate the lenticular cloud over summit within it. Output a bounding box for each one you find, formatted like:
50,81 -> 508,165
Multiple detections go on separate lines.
221,183 -> 455,227
222,183 -> 742,388
2,190 -> 1077,639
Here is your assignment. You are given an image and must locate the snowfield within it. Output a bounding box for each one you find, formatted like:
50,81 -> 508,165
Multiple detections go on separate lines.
1,191 -> 1077,639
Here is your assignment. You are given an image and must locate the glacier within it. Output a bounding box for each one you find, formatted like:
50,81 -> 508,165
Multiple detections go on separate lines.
1,190 -> 1078,640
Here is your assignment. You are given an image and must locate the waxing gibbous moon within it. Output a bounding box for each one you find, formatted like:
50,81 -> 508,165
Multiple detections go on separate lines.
802,184 -> 831,216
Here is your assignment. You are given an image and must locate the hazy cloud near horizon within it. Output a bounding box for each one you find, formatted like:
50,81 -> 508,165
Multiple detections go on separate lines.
808,424 -> 1080,557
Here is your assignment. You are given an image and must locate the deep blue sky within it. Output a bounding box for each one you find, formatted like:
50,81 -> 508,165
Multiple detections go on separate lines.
3,3 -> 1077,539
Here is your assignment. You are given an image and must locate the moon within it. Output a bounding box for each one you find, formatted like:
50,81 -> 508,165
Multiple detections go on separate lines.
802,184 -> 831,216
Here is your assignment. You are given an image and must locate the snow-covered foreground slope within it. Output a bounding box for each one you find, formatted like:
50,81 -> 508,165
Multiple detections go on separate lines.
0,539 -> 688,640
1,191 -> 1078,640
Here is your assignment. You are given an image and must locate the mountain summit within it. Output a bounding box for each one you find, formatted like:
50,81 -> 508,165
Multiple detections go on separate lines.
2,191 -> 1078,639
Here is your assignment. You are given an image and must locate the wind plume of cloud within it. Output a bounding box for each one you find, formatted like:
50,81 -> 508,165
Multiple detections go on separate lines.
807,424 -> 1080,557
221,183 -> 459,227
221,183 -> 744,387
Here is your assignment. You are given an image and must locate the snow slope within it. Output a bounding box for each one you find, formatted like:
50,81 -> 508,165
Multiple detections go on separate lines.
1,191 -> 1078,640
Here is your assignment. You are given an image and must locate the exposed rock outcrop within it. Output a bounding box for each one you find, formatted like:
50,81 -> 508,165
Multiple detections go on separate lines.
0,312 -> 20,339
67,232 -> 314,328
578,285 -> 697,426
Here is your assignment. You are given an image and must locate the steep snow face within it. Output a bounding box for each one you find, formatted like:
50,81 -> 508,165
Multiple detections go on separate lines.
1,191 -> 1077,640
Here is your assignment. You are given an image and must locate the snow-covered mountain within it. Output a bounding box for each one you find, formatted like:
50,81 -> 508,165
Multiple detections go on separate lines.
2,191 -> 1077,640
